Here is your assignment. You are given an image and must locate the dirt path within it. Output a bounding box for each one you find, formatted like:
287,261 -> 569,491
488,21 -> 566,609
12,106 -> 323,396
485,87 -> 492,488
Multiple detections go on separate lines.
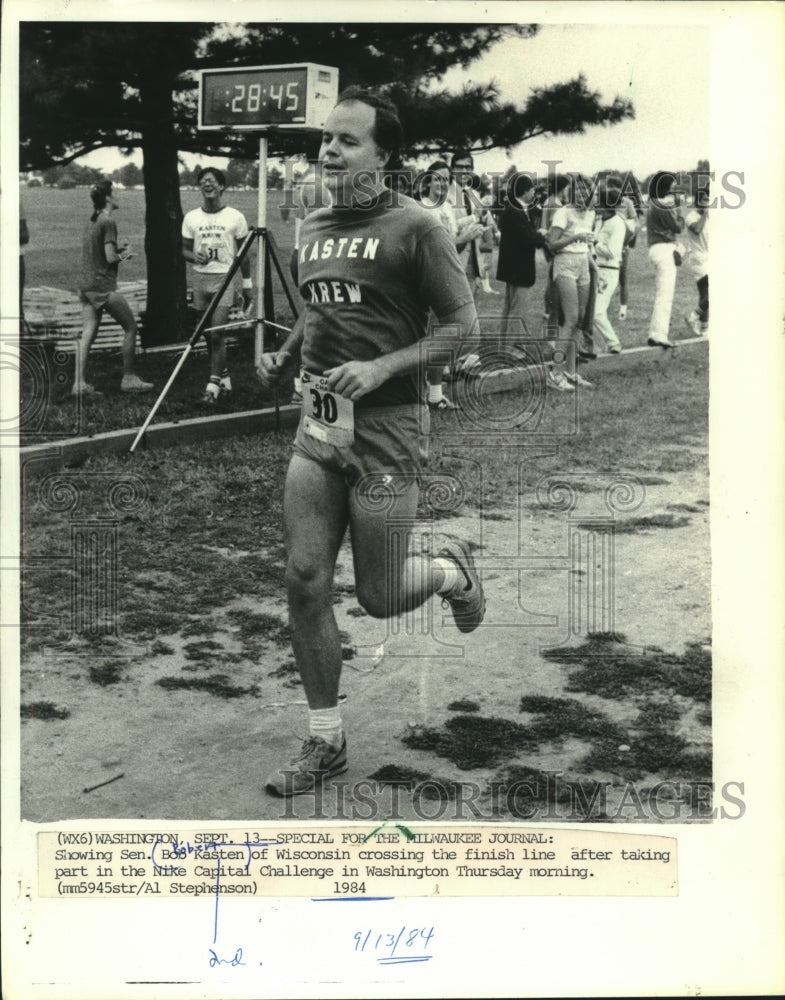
21,461 -> 711,825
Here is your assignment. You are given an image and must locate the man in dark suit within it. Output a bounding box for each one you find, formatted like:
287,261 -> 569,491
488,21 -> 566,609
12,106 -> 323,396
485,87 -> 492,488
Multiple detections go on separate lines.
496,173 -> 546,341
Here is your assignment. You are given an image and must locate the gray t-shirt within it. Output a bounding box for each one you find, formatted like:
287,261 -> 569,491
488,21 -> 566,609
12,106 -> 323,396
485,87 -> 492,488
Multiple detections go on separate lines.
80,213 -> 118,293
297,190 -> 474,407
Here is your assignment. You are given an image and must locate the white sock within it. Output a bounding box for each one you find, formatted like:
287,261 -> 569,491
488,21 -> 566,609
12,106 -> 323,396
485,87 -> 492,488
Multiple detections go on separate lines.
294,376 -> 303,394
309,706 -> 343,748
428,383 -> 445,404
220,375 -> 232,390
434,557 -> 462,595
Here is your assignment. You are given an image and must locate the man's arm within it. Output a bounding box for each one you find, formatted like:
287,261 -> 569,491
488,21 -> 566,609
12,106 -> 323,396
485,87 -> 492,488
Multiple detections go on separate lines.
236,234 -> 253,308
182,236 -> 208,266
324,301 -> 479,402
255,313 -> 304,388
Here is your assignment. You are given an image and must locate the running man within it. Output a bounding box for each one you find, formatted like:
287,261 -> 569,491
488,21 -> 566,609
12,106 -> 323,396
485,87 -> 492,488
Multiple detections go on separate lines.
256,88 -> 486,797
182,166 -> 253,404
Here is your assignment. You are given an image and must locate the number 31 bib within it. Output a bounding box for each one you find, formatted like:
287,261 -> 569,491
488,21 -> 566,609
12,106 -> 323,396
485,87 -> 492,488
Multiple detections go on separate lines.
301,370 -> 355,447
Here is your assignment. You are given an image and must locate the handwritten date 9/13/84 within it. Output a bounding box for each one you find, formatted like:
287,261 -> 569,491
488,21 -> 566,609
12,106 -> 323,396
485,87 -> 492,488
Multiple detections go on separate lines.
354,926 -> 435,965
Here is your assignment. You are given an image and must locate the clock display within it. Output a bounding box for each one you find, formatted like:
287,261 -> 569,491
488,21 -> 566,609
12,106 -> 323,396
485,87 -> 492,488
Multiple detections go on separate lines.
199,64 -> 338,131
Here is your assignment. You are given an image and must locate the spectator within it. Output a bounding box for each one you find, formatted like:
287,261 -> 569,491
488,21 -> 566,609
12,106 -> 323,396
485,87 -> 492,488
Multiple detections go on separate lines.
447,151 -> 485,294
591,188 -> 627,354
682,186 -> 709,336
182,166 -> 253,405
540,173 -> 572,332
475,178 -> 501,295
72,180 -> 153,397
646,171 -> 686,349
496,172 -> 546,341
546,175 -> 597,391
418,160 -> 461,409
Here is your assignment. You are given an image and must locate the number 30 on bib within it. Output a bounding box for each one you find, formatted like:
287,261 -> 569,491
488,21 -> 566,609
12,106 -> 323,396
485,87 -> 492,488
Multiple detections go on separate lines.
301,370 -> 355,447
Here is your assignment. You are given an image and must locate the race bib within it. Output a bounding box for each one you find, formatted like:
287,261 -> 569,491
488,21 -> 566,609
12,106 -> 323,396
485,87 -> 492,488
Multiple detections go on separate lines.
301,370 -> 355,447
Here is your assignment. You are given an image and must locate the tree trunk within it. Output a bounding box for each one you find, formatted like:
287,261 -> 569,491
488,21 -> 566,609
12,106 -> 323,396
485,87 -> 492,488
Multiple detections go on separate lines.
139,73 -> 188,346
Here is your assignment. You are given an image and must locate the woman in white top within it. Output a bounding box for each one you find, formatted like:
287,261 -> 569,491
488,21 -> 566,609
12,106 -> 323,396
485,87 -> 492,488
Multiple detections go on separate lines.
592,189 -> 628,354
546,175 -> 596,390
419,160 -> 482,408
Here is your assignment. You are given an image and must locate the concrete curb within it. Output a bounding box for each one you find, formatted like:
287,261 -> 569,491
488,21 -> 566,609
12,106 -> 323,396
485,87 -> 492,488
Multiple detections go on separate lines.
20,337 -> 708,472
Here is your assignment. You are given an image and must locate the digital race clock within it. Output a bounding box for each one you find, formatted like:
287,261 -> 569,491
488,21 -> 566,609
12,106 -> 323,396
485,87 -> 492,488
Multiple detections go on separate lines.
198,63 -> 339,131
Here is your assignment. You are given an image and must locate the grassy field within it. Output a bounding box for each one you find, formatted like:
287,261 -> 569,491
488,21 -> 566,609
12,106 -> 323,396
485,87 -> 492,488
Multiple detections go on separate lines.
19,184 -> 704,443
22,186 -> 290,291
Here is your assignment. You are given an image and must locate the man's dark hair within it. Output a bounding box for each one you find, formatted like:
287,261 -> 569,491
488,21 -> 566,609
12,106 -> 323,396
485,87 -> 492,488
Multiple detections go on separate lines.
335,86 -> 404,162
197,166 -> 226,188
648,171 -> 678,201
548,173 -> 571,197
89,179 -> 114,221
450,150 -> 474,169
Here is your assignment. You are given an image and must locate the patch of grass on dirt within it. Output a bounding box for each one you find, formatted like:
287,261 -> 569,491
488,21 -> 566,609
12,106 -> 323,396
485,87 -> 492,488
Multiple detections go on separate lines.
519,695 -> 629,744
121,608 -> 181,638
183,639 -> 225,662
268,659 -> 297,678
492,764 -> 610,820
156,674 -> 259,699
613,513 -> 691,533
447,699 -> 481,713
402,714 -> 537,770
88,661 -> 125,686
150,639 -> 175,655
181,617 -> 220,637
21,701 -> 70,720
368,764 -> 434,787
368,765 -> 466,801
226,609 -> 290,646
544,633 -> 711,704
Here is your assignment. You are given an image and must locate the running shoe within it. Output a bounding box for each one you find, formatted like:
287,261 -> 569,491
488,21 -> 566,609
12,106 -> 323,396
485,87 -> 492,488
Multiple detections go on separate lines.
120,373 -> 154,393
428,397 -> 455,411
201,389 -> 219,405
684,312 -> 702,337
647,337 -> 675,350
290,389 -> 303,405
546,370 -> 574,392
564,370 -> 594,389
71,383 -> 103,397
437,538 -> 486,633
264,735 -> 348,797
618,305 -> 628,320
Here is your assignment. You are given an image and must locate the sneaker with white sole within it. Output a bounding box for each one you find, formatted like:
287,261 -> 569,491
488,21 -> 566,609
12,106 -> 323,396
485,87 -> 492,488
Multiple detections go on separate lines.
264,735 -> 348,797
564,370 -> 594,389
684,312 -> 702,337
71,383 -> 103,397
120,373 -> 154,393
437,539 -> 486,633
428,397 -> 455,411
546,370 -> 574,392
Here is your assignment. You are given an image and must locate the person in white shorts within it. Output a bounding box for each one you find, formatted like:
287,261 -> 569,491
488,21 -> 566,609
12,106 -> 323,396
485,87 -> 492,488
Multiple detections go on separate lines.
546,175 -> 597,391
182,167 -> 253,404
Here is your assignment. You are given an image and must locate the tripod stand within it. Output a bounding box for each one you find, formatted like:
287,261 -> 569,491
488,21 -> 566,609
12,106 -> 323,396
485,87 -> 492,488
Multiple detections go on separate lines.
129,225 -> 300,453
